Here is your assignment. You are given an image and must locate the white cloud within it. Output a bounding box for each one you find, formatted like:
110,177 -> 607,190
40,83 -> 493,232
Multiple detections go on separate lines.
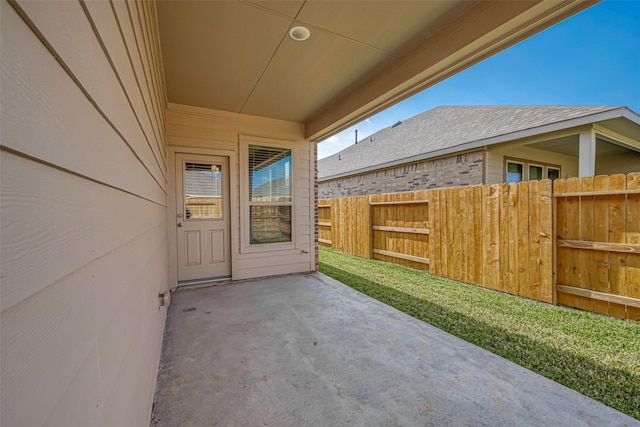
318,124 -> 377,159
317,116 -> 388,159
324,135 -> 342,146
317,131 -> 353,159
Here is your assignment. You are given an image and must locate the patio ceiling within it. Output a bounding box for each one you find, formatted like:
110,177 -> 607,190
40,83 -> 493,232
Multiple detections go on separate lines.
529,135 -> 635,157
156,0 -> 596,141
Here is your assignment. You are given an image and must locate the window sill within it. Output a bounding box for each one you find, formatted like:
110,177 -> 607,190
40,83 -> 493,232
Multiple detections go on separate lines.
240,241 -> 296,254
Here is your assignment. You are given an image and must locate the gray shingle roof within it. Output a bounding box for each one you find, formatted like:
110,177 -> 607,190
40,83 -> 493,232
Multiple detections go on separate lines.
318,105 -> 621,180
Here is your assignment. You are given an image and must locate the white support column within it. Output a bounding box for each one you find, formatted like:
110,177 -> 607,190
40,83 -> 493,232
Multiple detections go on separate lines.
578,128 -> 596,177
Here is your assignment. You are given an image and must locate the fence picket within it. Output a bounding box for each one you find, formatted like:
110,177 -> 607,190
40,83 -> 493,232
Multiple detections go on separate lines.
481,185 -> 492,290
473,186 -> 484,286
578,177 -> 595,312
506,183 -> 519,295
429,190 -> 440,275
517,181 -> 530,297
626,173 -> 640,321
464,187 -> 474,284
499,183 -> 510,293
609,174 -> 627,319
555,178 -> 568,306
592,175 -> 611,315
488,184 -> 501,291
539,180 -> 553,303
442,189 -> 451,277
528,180 -> 541,301
563,178 -> 583,308
453,187 -> 463,281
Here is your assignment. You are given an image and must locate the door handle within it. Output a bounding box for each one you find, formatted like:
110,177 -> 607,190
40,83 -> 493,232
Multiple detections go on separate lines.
177,223 -> 183,227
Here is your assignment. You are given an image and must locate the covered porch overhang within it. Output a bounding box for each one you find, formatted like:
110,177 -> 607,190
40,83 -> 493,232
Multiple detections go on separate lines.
156,0 -> 598,141
525,117 -> 640,178
482,108 -> 640,184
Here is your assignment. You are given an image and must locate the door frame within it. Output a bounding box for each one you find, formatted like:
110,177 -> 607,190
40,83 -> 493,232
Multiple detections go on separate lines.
168,146 -> 238,288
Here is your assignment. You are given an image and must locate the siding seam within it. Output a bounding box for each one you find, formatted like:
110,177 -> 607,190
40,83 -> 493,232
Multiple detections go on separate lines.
147,0 -> 168,150
79,0 -> 167,184
7,0 -> 168,197
146,0 -> 168,142
133,0 -> 166,163
0,146 -> 167,207
123,0 -> 165,163
143,0 -> 168,160
108,0 -> 166,165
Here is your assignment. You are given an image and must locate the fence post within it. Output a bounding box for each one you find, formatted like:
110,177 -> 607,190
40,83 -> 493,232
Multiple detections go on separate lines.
368,196 -> 373,259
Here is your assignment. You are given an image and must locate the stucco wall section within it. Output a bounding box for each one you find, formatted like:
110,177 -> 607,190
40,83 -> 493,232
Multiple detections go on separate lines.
1,1 -> 168,426
319,151 -> 484,198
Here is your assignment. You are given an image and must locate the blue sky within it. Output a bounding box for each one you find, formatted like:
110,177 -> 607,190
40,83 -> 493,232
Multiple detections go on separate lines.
318,0 -> 640,159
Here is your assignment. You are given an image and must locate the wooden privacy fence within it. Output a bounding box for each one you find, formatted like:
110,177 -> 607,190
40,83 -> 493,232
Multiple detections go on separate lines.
318,196 -> 371,258
370,191 -> 430,270
319,172 -> 640,320
555,174 -> 640,321
429,180 -> 553,303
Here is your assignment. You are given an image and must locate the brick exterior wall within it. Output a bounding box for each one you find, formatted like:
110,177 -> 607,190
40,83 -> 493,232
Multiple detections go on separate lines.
319,150 -> 485,198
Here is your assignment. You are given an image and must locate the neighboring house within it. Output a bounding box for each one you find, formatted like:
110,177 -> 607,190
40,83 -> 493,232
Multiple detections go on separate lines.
0,1 -> 598,426
319,105 -> 640,198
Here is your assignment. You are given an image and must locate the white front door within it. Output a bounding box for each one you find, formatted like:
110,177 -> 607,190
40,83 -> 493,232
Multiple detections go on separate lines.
175,153 -> 230,283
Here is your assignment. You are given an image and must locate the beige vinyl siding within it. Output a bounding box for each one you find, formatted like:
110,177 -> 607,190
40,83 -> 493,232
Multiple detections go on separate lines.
1,1 -> 168,426
486,143 -> 578,184
166,103 -> 315,282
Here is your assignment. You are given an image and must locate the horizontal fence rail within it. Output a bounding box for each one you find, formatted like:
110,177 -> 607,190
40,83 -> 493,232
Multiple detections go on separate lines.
370,192 -> 430,270
319,172 -> 640,321
555,173 -> 640,321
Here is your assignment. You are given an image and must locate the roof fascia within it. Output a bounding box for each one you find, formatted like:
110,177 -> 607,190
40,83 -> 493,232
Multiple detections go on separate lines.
620,107 -> 640,125
593,124 -> 640,153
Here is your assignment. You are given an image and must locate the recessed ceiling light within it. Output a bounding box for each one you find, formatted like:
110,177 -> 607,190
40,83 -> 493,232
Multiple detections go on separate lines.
289,26 -> 310,42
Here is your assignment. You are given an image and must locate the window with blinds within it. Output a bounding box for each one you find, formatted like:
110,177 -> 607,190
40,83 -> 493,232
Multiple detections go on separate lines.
248,145 -> 292,244
184,162 -> 223,219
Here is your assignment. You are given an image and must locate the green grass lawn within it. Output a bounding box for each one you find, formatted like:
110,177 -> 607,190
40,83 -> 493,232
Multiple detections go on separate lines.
319,247 -> 640,420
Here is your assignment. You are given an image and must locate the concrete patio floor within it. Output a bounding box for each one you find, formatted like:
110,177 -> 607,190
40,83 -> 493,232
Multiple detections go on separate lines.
151,272 -> 638,427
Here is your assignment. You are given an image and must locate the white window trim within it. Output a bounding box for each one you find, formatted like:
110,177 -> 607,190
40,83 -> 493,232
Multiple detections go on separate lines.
505,157 -> 561,182
547,166 -> 561,180
240,135 -> 296,254
527,163 -> 544,181
506,160 -> 524,183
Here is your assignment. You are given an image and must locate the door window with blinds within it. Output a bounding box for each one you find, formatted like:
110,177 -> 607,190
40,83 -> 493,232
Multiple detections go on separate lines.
184,162 -> 223,219
248,145 -> 292,244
